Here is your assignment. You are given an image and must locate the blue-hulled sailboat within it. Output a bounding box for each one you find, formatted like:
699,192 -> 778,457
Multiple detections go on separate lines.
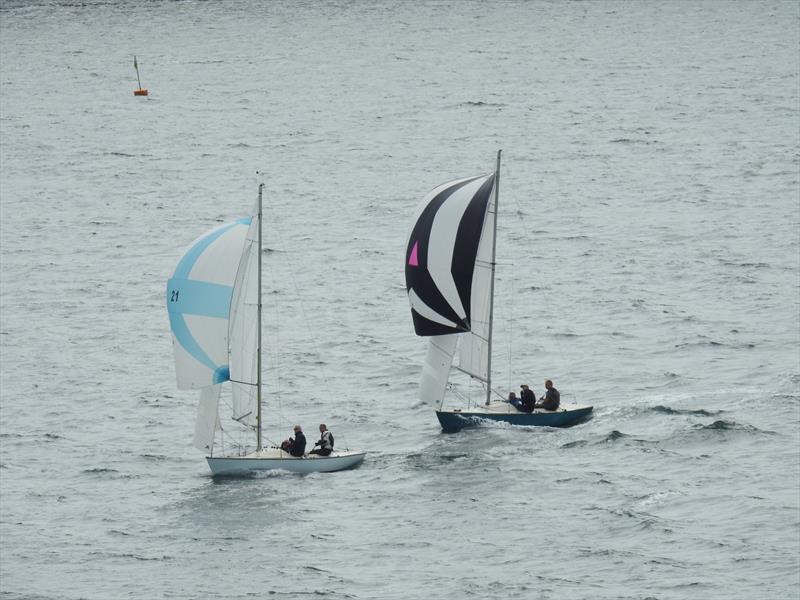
405,151 -> 593,433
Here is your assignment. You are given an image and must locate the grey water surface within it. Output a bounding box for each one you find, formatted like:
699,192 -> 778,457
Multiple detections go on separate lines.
1,1 -> 798,599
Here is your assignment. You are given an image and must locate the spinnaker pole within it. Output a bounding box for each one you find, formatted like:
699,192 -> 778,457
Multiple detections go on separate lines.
256,183 -> 264,451
485,150 -> 501,405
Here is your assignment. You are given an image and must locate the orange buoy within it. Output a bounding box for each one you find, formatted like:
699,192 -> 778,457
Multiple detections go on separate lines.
133,55 -> 148,97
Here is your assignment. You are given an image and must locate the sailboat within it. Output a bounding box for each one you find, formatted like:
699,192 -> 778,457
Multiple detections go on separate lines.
405,151 -> 593,433
167,184 -> 366,475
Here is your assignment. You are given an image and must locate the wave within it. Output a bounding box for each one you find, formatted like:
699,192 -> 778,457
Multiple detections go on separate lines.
609,137 -> 659,145
140,454 -> 168,462
108,529 -> 131,537
459,100 -> 506,108
82,468 -> 139,479
718,260 -> 771,269
407,451 -> 468,464
651,405 -> 723,417
693,419 -> 771,433
560,439 -> 588,449
604,430 -> 628,442
593,428 -> 685,448
89,551 -> 173,561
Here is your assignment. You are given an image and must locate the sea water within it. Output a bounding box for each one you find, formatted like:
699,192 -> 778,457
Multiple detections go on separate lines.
1,1 -> 798,599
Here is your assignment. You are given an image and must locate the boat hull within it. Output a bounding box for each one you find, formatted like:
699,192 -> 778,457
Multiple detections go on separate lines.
435,403 -> 593,433
206,448 -> 366,476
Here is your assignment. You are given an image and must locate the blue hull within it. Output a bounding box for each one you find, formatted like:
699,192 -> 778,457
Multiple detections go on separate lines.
435,406 -> 593,433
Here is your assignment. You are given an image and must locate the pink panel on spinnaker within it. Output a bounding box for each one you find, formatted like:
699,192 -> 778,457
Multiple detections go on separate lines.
408,241 -> 419,266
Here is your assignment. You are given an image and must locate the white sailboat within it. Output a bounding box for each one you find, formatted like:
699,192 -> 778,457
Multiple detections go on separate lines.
405,151 -> 593,432
167,184 -> 365,475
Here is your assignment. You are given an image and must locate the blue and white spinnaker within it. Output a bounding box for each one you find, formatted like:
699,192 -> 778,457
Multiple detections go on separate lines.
166,218 -> 251,390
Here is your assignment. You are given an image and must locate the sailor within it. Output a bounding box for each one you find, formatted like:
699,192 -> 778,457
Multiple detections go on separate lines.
507,391 -> 524,411
519,384 -> 536,413
536,380 -> 561,411
280,425 -> 306,457
310,423 -> 334,456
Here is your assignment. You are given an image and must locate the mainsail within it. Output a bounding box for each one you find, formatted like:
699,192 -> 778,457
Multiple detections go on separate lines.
227,211 -> 260,428
405,169 -> 498,404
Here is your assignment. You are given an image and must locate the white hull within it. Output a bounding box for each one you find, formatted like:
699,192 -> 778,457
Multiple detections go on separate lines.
206,447 -> 366,476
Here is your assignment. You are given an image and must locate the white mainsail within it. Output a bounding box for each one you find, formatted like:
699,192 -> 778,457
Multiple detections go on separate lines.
228,209 -> 260,428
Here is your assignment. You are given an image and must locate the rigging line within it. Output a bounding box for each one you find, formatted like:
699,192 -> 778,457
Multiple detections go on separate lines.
262,434 -> 281,448
233,411 -> 254,423
217,392 -> 256,451
508,260 -> 515,394
507,171 -> 556,377
489,386 -> 507,402
464,330 -> 490,344
263,202 -> 333,439
449,383 -> 468,404
266,202 -> 334,408
219,427 -> 248,456
263,227 -> 288,437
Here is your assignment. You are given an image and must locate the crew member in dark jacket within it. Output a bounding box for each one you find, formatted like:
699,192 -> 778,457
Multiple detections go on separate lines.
519,384 -> 536,413
536,380 -> 560,411
281,425 -> 306,457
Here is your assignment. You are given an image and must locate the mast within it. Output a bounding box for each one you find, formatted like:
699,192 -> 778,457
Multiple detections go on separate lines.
485,150 -> 501,405
256,183 -> 264,451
